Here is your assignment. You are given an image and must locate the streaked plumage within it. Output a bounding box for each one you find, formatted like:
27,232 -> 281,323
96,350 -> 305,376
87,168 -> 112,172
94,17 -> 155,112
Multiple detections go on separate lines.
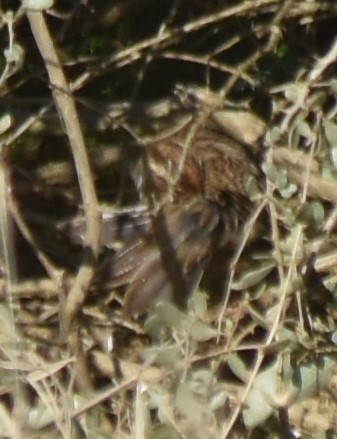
109,105 -> 261,316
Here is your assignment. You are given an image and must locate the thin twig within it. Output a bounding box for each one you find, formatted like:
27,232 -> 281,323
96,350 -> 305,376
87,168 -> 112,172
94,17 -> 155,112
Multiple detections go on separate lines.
162,52 -> 256,85
281,35 -> 337,132
71,0 -> 279,92
221,225 -> 303,438
26,10 -> 100,334
9,194 -> 64,285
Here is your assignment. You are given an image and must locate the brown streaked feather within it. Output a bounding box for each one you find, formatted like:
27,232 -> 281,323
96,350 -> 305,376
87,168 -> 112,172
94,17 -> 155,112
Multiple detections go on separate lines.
112,198 -> 238,316
59,206 -> 151,248
110,102 -> 262,315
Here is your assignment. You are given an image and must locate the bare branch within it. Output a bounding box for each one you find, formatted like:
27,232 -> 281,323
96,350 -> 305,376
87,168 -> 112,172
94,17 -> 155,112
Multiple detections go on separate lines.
26,10 -> 100,334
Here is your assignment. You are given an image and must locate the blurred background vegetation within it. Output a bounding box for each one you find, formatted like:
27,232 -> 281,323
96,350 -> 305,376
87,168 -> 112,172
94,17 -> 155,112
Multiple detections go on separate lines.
1,1 -> 337,438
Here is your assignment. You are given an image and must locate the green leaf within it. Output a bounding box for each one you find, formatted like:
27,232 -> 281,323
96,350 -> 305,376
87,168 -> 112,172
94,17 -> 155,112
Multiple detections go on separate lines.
143,345 -> 181,368
324,119 -> 337,148
21,0 -> 54,10
296,356 -> 336,400
0,114 -> 11,135
232,261 -> 275,291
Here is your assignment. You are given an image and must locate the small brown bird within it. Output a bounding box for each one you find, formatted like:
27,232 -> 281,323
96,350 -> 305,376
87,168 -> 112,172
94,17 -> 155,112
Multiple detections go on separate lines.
109,90 -> 263,316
